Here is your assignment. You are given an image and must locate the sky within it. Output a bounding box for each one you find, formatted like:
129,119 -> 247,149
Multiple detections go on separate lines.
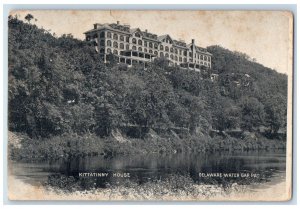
10,10 -> 293,74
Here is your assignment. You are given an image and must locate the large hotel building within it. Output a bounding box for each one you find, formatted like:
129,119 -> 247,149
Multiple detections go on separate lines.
84,21 -> 212,71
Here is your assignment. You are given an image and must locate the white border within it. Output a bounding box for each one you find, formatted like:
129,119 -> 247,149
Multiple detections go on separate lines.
1,1 -> 299,208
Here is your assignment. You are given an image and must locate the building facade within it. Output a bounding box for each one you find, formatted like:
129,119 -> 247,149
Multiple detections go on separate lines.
84,21 -> 212,70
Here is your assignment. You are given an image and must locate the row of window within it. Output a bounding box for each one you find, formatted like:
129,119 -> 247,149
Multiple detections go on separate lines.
104,48 -> 193,63
104,48 -> 186,62
103,47 -> 211,66
90,32 -> 211,59
93,33 -> 210,58
104,40 -> 209,58
105,40 -> 130,50
98,31 -> 130,42
94,32 -> 185,54
194,53 -> 211,61
103,50 -> 211,67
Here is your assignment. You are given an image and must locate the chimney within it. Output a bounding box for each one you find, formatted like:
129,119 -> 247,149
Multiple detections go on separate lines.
192,39 -> 195,44
117,21 -> 120,25
145,29 -> 148,33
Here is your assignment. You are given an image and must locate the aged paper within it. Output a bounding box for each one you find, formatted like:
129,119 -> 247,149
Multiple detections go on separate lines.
7,10 -> 293,201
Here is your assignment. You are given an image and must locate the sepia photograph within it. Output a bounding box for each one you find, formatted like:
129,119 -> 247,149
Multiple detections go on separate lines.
6,10 -> 293,201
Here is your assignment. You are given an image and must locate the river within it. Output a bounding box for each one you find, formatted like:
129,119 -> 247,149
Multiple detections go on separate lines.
11,150 -> 286,190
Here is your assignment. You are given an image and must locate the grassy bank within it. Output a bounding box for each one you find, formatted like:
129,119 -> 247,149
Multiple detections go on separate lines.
9,131 -> 286,162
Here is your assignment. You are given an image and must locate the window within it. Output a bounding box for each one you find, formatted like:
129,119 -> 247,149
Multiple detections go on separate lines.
175,49 -> 178,54
204,56 -> 207,61
183,51 -> 187,56
132,38 -> 137,44
144,41 -> 147,47
200,55 -> 203,60
184,58 -> 187,62
154,43 -> 158,49
126,37 -> 130,42
160,45 -> 163,50
179,57 -> 182,62
107,32 -> 112,38
113,34 -> 118,40
135,32 -> 140,37
126,44 -> 129,50
179,50 -> 182,55
132,46 -> 137,50
100,48 -> 105,53
100,32 -> 105,38
120,35 -> 124,41
107,40 -> 112,47
113,50 -> 118,55
170,48 -> 174,53
113,41 -> 118,48
208,56 -> 211,61
160,52 -> 164,57
170,54 -> 174,60
165,46 -> 169,52
144,48 -> 148,52
154,51 -> 158,56
107,48 -> 111,53
165,53 -> 169,58
138,40 -> 142,45
175,56 -> 178,61
138,47 -> 142,51
120,43 -> 124,49
100,40 -> 105,46
149,42 -> 153,48
149,50 -> 153,54
93,34 -> 98,38
189,52 -> 192,57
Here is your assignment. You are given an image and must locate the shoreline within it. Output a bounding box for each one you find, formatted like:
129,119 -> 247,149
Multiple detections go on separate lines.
9,131 -> 286,162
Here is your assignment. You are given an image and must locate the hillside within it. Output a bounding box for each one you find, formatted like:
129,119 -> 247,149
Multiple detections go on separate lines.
8,16 -> 287,150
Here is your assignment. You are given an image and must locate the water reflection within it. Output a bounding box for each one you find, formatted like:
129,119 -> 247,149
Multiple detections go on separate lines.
12,150 -> 286,189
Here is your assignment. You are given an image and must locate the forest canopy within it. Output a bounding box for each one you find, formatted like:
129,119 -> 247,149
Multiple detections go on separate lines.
8,15 -> 288,141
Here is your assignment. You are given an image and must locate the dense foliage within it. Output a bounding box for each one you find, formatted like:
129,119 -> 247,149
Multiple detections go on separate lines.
8,16 -> 287,142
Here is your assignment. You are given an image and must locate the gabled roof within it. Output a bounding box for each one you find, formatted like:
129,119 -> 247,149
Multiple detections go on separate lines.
195,46 -> 212,56
157,34 -> 173,43
173,39 -> 187,48
109,23 -> 130,32
84,28 -> 98,34
130,28 -> 143,35
142,31 -> 158,41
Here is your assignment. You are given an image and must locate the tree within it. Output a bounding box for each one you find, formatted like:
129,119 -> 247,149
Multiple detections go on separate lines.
239,97 -> 265,132
212,97 -> 240,131
106,53 -> 118,68
25,14 -> 34,23
264,94 -> 287,136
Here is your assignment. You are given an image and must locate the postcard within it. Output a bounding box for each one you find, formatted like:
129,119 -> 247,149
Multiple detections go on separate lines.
7,10 -> 293,201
